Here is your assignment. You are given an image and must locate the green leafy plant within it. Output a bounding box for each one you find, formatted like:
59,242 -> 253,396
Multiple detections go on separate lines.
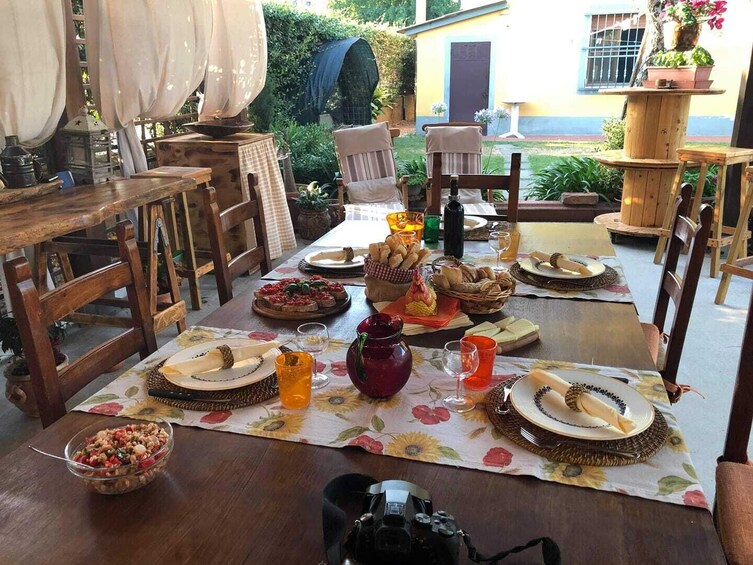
370,87 -> 394,121
683,164 -> 718,198
0,316 -> 67,375
296,182 -> 331,212
526,157 -> 620,203
601,118 -> 625,151
653,47 -> 714,68
274,121 -> 339,187
397,157 -> 427,191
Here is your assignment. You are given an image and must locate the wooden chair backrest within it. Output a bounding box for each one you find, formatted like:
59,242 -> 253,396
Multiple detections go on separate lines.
721,285 -> 753,463
2,221 -> 157,428
655,183 -> 713,392
427,152 -> 521,222
202,173 -> 271,305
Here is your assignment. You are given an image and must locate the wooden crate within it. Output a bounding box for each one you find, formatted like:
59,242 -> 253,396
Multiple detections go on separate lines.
155,133 -> 275,257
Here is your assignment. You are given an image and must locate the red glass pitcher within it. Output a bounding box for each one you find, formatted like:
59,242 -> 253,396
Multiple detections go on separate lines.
346,314 -> 413,398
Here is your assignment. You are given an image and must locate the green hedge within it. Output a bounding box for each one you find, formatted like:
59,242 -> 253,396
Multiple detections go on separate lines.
250,4 -> 415,129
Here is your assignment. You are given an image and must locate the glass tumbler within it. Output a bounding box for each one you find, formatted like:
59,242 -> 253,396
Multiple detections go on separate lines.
275,352 -> 313,409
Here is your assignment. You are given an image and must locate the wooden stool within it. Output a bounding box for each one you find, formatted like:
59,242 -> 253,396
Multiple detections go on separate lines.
133,167 -> 215,310
716,166 -> 753,304
654,146 -> 753,277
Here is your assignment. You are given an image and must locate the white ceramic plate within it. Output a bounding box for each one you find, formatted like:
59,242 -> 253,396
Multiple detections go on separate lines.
510,370 -> 655,440
161,339 -> 280,391
440,215 -> 488,232
518,255 -> 606,280
305,249 -> 366,270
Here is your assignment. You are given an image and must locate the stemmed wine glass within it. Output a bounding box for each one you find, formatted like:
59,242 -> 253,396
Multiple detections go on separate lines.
488,230 -> 512,273
297,323 -> 330,389
442,340 -> 479,413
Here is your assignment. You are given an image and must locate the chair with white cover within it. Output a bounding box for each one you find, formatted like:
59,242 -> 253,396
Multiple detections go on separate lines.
424,123 -> 498,217
333,122 -> 408,221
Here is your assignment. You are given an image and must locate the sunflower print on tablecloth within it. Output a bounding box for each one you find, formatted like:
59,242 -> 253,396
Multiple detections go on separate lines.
175,328 -> 217,348
314,386 -> 365,414
361,393 -> 402,410
385,432 -> 442,463
634,373 -> 671,404
665,427 -> 689,453
461,391 -> 490,423
248,412 -> 305,438
121,398 -> 184,420
542,461 -> 607,489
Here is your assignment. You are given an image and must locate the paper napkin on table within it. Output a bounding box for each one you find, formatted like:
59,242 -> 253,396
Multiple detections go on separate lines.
380,295 -> 460,329
161,341 -> 280,377
529,369 -> 636,434
373,302 -> 473,336
530,250 -> 591,276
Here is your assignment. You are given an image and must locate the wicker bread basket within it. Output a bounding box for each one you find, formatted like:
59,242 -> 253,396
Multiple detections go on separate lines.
432,277 -> 514,314
430,256 -> 515,314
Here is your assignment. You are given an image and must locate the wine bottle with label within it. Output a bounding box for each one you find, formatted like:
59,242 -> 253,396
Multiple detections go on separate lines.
443,175 -> 464,258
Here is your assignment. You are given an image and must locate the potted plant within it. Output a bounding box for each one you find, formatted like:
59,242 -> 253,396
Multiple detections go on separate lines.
1,316 -> 68,417
398,157 -> 428,202
647,46 -> 715,89
647,0 -> 726,88
295,181 -> 332,240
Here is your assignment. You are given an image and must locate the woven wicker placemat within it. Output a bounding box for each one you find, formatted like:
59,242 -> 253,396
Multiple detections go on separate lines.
147,346 -> 291,411
510,262 -> 619,292
485,378 -> 668,466
297,259 -> 364,278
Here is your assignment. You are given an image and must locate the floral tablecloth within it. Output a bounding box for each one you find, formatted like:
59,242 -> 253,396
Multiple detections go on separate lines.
74,326 -> 706,510
266,250 -> 633,304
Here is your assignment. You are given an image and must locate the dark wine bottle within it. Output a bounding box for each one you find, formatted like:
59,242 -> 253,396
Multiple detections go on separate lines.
443,175 -> 464,258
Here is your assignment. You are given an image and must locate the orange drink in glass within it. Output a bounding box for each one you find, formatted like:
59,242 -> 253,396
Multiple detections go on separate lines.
386,211 -> 425,241
275,352 -> 313,409
461,335 -> 497,390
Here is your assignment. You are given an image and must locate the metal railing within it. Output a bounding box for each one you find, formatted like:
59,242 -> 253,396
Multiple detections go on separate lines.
583,12 -> 644,90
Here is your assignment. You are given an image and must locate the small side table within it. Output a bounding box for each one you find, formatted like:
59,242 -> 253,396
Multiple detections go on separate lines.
716,166 -> 753,303
500,101 -> 525,139
133,167 -> 215,310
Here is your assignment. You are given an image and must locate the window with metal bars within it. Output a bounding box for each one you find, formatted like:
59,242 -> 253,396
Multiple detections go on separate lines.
583,12 -> 645,90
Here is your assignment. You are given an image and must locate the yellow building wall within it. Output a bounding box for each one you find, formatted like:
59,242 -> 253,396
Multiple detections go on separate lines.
413,0 -> 752,134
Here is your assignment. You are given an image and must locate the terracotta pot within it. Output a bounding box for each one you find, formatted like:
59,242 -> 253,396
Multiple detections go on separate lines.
663,21 -> 702,52
4,355 -> 69,417
646,66 -> 713,89
297,208 -> 331,240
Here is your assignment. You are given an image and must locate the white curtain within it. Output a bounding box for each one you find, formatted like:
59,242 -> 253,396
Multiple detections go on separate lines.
0,0 -> 66,147
200,0 -> 267,119
86,0 -> 213,131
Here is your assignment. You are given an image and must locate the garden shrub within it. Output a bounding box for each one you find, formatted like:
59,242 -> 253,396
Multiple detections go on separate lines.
275,121 -> 339,189
526,157 -> 620,203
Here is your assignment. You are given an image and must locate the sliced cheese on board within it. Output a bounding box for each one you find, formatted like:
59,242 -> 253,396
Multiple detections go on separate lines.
464,321 -> 497,336
474,327 -> 502,339
494,315 -> 516,330
506,319 -> 539,339
493,330 -> 517,344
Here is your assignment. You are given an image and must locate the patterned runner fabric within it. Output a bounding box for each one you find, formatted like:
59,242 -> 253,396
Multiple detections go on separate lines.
74,326 -> 707,510
265,250 -> 633,304
237,137 -> 296,259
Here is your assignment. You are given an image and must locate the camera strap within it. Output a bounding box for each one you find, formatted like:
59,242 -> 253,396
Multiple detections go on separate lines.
322,473 -> 379,565
460,530 -> 561,565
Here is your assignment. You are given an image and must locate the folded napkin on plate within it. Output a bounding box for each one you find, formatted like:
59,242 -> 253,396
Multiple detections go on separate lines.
529,369 -> 636,434
161,341 -> 280,377
530,250 -> 591,276
373,301 -> 473,335
308,247 -> 369,263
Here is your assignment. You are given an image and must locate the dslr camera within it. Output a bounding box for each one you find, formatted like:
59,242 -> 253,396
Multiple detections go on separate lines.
350,479 -> 459,565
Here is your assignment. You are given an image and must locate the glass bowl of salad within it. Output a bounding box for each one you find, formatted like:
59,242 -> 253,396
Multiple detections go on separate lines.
64,417 -> 174,495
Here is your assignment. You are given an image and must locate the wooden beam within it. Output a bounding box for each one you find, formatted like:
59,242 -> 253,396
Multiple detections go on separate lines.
724,43 -> 753,227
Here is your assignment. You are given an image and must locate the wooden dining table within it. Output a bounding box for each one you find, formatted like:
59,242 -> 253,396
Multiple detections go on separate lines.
0,222 -> 725,564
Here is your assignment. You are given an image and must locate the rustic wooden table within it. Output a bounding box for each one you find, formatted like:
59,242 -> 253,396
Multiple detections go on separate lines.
0,177 -> 195,332
0,223 -> 725,564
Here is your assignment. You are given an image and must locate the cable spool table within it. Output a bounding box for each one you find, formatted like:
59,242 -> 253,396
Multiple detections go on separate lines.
593,87 -> 724,238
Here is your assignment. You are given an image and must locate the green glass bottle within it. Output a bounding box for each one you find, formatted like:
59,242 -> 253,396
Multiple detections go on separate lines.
443,175 -> 464,258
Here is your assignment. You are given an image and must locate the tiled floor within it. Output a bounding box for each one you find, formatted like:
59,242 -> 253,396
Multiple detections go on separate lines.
1,233 -> 750,501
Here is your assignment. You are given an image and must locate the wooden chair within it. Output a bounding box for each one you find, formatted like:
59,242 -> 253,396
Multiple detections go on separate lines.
715,284 -> 753,565
426,151 -> 521,221
202,173 -> 271,305
2,221 -> 157,428
641,183 -> 713,403
332,122 -> 409,212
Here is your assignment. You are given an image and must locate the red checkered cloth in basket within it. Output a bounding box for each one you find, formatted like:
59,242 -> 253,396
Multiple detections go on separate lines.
363,257 -> 415,284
